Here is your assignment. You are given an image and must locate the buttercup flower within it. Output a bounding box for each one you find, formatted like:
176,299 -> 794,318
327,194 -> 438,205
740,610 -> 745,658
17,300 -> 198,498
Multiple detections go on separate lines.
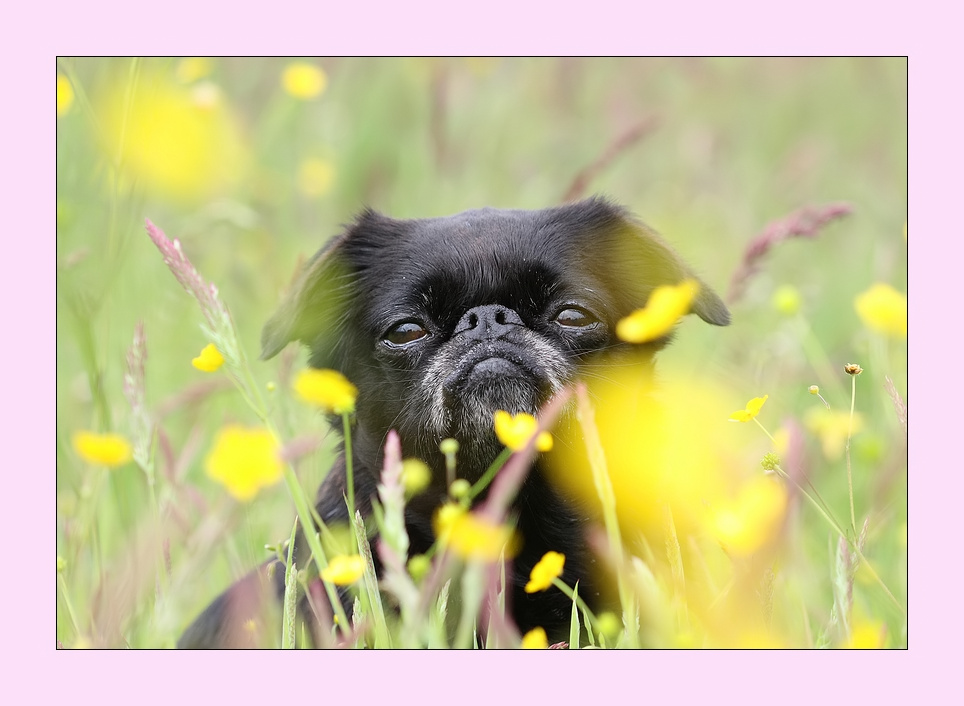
844,363 -> 863,376
854,283 -> 906,338
844,618 -> 887,649
804,408 -> 863,460
100,73 -> 247,200
320,554 -> 365,586
616,279 -> 699,343
771,284 -> 802,316
520,626 -> 548,649
709,476 -> 788,555
493,410 -> 552,452
72,431 -> 133,467
433,503 -> 517,562
728,395 -> 768,423
282,62 -> 328,99
57,75 -> 74,116
293,368 -> 358,414
525,551 -> 566,593
204,425 -> 283,502
191,343 -> 224,372
175,57 -> 213,84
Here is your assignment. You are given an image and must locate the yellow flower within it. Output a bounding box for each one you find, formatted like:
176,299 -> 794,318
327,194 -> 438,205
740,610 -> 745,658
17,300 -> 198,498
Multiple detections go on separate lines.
433,503 -> 518,562
728,394 -> 768,423
524,551 -> 565,593
843,618 -> 887,649
297,157 -> 336,198
320,554 -> 365,586
72,431 -> 133,467
520,626 -> 548,649
57,75 -> 74,116
204,425 -> 283,502
854,283 -> 906,337
401,459 -> 431,496
771,284 -> 802,316
282,62 -> 328,99
293,368 -> 358,414
804,408 -> 863,460
175,57 -> 213,84
708,476 -> 787,555
615,279 -> 699,343
493,410 -> 552,452
99,71 -> 247,201
191,343 -> 224,372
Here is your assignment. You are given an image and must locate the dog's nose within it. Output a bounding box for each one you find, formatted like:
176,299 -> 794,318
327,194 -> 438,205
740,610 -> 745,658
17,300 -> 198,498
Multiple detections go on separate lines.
455,304 -> 524,341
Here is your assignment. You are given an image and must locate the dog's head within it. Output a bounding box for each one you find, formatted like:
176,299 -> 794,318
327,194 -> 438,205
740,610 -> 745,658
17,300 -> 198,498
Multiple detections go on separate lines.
261,197 -> 729,480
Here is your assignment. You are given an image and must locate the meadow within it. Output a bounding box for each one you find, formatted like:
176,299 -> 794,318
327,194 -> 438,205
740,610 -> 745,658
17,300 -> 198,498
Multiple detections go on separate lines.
56,57 -> 907,649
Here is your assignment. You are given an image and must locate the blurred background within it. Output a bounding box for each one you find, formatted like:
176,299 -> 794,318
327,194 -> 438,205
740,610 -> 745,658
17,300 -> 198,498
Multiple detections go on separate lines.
56,57 -> 907,647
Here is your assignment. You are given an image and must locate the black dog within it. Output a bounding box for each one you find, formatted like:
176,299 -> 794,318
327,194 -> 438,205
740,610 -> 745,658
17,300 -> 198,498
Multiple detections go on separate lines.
178,197 -> 729,648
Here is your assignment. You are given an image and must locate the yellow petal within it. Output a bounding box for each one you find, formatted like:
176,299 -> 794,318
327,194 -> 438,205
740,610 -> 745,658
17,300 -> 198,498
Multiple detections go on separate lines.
204,425 -> 282,502
616,280 -> 698,343
320,554 -> 366,586
192,343 -> 224,372
293,368 -> 357,414
520,627 -> 548,649
282,62 -> 328,99
72,431 -> 133,467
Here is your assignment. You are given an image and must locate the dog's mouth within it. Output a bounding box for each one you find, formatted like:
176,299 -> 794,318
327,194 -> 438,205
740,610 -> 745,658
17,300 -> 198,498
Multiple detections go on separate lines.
443,341 -> 549,405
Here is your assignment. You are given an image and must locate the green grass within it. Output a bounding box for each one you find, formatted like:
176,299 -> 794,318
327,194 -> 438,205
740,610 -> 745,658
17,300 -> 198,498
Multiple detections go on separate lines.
56,57 -> 907,649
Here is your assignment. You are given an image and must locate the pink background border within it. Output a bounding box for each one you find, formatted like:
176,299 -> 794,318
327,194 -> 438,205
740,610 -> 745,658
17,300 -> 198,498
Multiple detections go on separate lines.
34,0 -> 941,700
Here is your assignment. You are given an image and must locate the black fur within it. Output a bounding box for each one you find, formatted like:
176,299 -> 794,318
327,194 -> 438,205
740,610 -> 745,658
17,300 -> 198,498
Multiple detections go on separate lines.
178,197 -> 729,648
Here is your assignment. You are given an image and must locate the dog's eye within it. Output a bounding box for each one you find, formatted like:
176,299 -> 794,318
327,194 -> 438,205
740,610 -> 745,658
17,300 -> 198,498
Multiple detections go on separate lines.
554,307 -> 599,329
384,321 -> 429,347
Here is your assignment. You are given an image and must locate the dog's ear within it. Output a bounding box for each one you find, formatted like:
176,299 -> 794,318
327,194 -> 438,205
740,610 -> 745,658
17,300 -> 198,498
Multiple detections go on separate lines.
576,198 -> 730,326
260,235 -> 351,362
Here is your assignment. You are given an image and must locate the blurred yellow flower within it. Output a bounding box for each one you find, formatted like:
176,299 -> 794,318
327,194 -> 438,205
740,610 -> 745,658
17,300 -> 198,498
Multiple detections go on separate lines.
401,459 -> 431,496
100,72 -> 247,200
843,618 -> 887,648
804,408 -> 863,460
320,554 -> 366,586
191,343 -> 224,372
771,284 -> 802,316
520,626 -> 548,649
204,425 -> 282,502
72,431 -> 133,467
175,57 -> 213,84
297,157 -> 336,198
854,283 -> 906,337
282,62 -> 328,99
434,503 -> 517,562
57,75 -> 74,116
616,279 -> 698,343
493,410 -> 552,452
545,370 -> 744,538
728,395 -> 768,423
708,476 -> 787,555
293,368 -> 358,414
525,551 -> 565,593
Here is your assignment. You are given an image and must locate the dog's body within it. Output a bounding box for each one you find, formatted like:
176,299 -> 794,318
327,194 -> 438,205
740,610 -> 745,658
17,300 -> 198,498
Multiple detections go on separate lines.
178,198 -> 729,648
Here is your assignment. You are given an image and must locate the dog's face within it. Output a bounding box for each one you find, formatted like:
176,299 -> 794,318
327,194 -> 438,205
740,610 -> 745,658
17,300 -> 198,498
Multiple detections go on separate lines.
261,198 -> 729,482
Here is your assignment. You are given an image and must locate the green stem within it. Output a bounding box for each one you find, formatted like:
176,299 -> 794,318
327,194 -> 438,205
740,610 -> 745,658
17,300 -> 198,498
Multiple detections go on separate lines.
466,447 -> 513,503
552,577 -> 600,632
343,412 -> 355,525
846,374 -> 857,538
58,573 -> 80,637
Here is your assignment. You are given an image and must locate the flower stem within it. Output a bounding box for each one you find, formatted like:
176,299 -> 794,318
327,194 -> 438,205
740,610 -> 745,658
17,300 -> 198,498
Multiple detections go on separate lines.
466,447 -> 513,503
846,374 -> 857,538
343,411 -> 355,524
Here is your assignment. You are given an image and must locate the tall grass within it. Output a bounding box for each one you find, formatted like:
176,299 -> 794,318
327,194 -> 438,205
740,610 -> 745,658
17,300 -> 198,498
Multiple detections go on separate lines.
56,57 -> 906,648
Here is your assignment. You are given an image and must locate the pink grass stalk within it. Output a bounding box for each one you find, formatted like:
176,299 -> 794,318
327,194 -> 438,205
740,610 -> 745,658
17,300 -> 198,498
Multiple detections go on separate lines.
727,202 -> 852,304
